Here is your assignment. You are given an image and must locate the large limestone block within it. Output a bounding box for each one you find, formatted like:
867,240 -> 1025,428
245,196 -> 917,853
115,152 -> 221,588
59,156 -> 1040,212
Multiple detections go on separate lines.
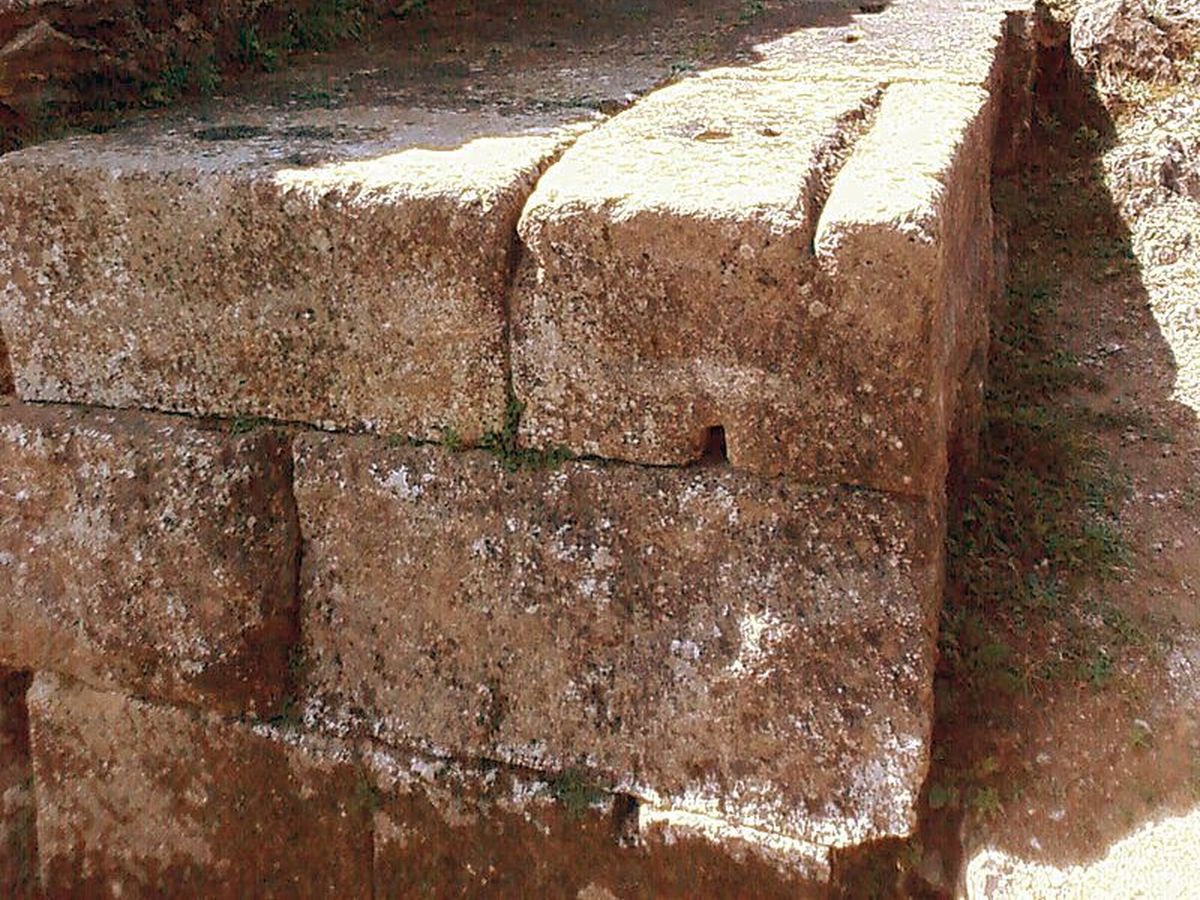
0,402 -> 298,715
27,672 -> 373,897
0,669 -> 35,899
513,73 -> 995,495
294,435 -> 944,851
0,106 -> 582,439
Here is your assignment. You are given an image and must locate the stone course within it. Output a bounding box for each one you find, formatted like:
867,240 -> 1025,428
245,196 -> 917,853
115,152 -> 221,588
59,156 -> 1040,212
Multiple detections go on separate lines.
514,73 -> 996,494
294,435 -> 944,853
0,108 -> 583,442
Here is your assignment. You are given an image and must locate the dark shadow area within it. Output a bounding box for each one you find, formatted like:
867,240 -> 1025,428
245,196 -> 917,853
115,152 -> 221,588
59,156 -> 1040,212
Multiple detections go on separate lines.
832,12 -> 1200,897
0,669 -> 36,899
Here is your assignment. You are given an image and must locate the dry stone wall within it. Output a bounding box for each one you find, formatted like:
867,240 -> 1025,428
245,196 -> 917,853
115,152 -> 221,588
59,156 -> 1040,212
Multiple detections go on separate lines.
0,0 -> 1036,892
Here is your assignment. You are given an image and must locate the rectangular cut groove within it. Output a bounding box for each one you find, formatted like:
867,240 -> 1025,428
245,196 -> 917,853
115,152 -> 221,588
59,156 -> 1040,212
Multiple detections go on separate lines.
0,401 -> 299,715
512,66 -> 997,495
0,107 -> 587,440
294,435 -> 944,851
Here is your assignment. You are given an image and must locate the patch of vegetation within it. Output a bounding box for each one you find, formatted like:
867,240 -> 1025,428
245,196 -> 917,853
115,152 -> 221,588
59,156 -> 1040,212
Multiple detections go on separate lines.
548,767 -> 605,818
267,694 -> 304,729
479,391 -> 573,472
350,772 -> 384,815
738,0 -> 765,23
229,415 -> 272,435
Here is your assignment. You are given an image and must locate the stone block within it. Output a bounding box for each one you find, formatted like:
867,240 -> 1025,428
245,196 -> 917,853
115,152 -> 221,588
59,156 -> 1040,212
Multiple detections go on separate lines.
27,672 -> 373,898
294,435 -> 944,851
0,402 -> 298,715
0,106 -> 582,439
513,71 -> 996,495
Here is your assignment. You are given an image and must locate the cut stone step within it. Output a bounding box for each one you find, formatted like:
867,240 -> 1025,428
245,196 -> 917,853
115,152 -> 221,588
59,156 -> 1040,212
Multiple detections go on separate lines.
0,401 -> 298,715
293,434 -> 944,856
0,105 -> 585,440
514,73 -> 996,495
27,672 -> 373,897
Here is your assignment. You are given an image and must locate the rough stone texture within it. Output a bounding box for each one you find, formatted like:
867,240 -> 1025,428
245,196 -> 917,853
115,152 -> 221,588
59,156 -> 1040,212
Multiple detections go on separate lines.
365,744 -> 824,896
28,672 -> 373,898
1071,0 -> 1189,91
750,0 -> 1028,87
294,435 -> 944,852
0,669 -> 36,899
0,401 -> 298,715
513,72 -> 996,496
0,106 -> 584,440
814,80 -> 996,493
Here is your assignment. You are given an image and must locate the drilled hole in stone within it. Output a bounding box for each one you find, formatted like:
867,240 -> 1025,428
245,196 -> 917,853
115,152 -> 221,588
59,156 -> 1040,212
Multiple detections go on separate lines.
701,425 -> 729,465
611,794 -> 640,846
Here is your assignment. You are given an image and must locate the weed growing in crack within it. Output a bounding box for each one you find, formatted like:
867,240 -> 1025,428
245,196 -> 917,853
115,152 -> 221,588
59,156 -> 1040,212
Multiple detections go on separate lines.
548,767 -> 605,818
479,391 -> 572,472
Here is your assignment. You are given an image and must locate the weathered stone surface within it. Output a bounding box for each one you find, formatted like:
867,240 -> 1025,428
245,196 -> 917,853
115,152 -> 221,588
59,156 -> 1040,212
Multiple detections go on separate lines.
814,80 -> 997,492
513,72 -> 996,495
1071,0 -> 1189,91
0,106 -> 583,439
365,744 -> 824,896
0,669 -> 36,899
28,672 -> 373,897
0,401 -> 298,715
294,435 -> 944,851
750,0 -> 1029,87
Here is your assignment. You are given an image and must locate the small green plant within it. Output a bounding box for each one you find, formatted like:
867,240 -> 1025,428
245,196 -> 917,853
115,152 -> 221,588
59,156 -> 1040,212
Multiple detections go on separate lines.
927,782 -> 960,811
549,767 -> 605,818
350,772 -> 384,815
237,25 -> 276,70
739,0 -> 765,22
479,391 -> 573,472
440,425 -> 464,451
1084,647 -> 1114,688
969,786 -> 1003,820
230,415 -> 270,435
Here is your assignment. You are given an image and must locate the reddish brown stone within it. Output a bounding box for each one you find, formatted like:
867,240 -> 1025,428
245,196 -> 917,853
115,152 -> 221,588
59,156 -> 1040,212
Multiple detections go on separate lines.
0,668 -> 36,899
0,402 -> 298,715
512,72 -> 998,496
366,745 -> 824,897
28,672 -> 373,898
295,435 -> 944,852
0,104 -> 581,439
